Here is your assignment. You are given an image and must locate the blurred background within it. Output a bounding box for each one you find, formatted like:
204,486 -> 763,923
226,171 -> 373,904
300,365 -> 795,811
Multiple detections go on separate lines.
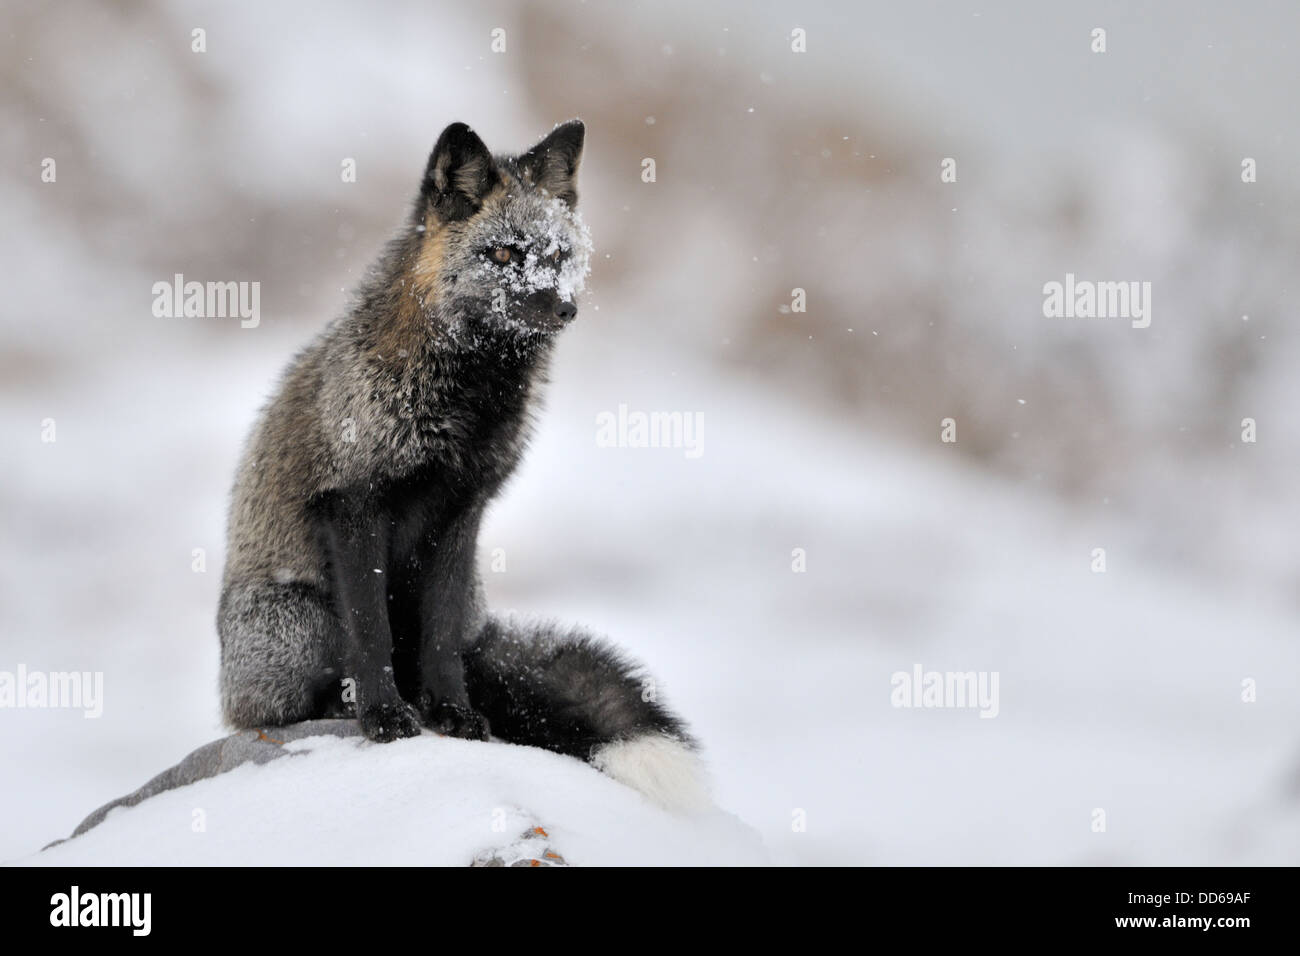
3,0 -> 1299,864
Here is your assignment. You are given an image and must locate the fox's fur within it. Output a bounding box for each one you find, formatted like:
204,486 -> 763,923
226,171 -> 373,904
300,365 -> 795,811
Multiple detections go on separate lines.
217,121 -> 705,810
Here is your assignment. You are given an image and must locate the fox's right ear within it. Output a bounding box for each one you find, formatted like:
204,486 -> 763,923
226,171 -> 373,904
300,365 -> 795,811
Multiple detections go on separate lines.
519,120 -> 584,207
421,122 -> 499,221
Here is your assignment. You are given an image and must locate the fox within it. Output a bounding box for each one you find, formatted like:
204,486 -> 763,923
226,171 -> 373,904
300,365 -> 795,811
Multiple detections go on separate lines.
217,121 -> 708,811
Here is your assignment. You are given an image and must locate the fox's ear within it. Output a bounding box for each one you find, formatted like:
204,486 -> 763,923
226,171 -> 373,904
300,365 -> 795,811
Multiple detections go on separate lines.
519,120 -> 584,207
422,122 -> 499,221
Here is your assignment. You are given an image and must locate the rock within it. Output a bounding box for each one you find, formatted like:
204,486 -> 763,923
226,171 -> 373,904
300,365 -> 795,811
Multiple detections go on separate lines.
47,720 -> 363,848
471,826 -> 568,867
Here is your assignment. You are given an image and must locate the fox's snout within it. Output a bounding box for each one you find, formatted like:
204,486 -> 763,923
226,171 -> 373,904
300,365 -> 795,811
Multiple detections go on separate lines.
521,289 -> 578,329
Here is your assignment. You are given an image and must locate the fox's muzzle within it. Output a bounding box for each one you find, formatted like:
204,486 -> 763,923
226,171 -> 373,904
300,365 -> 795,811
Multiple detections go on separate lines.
519,289 -> 578,331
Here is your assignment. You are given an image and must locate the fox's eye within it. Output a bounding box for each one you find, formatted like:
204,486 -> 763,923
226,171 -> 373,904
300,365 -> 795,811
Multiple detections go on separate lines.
491,247 -> 513,265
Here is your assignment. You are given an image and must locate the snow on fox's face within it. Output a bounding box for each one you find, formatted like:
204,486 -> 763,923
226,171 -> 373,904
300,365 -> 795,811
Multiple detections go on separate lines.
474,192 -> 590,306
413,121 -> 590,344
437,183 -> 592,340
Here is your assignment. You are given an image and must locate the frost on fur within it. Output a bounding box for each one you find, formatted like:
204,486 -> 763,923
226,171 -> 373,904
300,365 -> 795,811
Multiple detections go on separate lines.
474,199 -> 593,302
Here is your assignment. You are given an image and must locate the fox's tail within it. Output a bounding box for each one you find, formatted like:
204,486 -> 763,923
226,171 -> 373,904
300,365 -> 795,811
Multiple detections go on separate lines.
463,615 -> 711,812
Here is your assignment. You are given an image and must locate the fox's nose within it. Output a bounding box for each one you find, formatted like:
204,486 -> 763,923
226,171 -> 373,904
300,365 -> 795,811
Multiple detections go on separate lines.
555,301 -> 578,322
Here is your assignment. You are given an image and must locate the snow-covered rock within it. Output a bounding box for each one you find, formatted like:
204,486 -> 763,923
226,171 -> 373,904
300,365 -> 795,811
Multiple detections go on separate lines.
22,722 -> 767,866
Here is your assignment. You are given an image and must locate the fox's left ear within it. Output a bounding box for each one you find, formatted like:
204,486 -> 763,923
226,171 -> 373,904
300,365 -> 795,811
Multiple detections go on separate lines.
422,122 -> 499,221
519,120 -> 584,207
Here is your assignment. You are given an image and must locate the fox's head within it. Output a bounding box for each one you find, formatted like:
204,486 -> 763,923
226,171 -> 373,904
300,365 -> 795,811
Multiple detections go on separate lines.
404,120 -> 591,344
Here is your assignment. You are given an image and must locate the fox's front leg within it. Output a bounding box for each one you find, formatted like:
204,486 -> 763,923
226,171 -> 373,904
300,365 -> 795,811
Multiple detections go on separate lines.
318,491 -> 422,742
416,510 -> 490,741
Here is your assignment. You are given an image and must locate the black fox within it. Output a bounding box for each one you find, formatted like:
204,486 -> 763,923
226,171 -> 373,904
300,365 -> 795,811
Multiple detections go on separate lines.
217,121 -> 706,810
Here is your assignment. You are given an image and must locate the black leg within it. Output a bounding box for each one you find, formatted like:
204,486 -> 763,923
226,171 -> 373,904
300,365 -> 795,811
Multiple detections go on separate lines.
414,509 -> 490,740
317,490 -> 421,742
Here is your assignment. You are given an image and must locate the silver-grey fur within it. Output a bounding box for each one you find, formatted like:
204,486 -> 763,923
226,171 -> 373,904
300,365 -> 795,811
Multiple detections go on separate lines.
217,121 -> 696,773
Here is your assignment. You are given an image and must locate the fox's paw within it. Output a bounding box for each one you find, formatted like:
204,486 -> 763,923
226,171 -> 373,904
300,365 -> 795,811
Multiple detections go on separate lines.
357,699 -> 423,742
419,696 -> 490,741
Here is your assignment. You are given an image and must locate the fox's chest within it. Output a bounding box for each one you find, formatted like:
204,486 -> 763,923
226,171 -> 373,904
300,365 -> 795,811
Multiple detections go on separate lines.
379,394 -> 526,489
380,467 -> 474,564
377,359 -> 532,474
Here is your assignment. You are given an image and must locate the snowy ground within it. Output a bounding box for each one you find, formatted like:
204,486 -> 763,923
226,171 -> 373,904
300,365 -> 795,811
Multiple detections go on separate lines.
4,321 -> 1298,865
25,732 -> 765,867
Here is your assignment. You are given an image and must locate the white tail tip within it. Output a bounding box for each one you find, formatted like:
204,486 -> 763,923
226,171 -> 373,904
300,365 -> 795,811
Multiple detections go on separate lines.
591,733 -> 712,813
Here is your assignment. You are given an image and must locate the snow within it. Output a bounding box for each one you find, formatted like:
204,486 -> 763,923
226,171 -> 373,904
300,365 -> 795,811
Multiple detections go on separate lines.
4,308 -> 1299,867
502,360 -> 1300,866
24,733 -> 766,867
